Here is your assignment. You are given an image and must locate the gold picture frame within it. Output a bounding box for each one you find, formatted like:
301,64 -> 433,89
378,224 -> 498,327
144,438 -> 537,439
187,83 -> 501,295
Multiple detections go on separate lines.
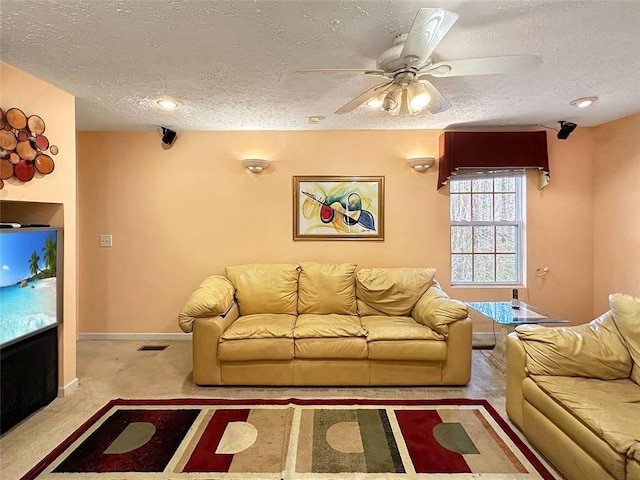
293,176 -> 385,241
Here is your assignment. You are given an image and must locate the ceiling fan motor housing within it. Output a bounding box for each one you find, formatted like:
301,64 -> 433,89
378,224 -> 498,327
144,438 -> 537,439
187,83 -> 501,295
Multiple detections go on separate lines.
377,34 -> 430,73
377,36 -> 409,71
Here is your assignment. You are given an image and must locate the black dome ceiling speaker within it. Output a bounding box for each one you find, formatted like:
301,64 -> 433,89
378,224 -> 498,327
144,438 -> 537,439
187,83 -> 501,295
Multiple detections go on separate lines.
159,127 -> 177,146
557,121 -> 577,140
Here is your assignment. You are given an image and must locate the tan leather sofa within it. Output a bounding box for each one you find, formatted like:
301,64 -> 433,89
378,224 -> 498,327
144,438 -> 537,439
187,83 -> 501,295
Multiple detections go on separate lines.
178,262 -> 472,386
506,293 -> 640,480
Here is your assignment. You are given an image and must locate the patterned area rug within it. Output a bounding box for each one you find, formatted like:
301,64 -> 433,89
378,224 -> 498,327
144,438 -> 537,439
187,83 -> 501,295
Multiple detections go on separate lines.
22,398 -> 556,479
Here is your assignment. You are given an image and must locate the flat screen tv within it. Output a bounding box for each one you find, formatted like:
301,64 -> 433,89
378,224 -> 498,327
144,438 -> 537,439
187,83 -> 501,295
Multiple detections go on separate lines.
0,227 -> 63,348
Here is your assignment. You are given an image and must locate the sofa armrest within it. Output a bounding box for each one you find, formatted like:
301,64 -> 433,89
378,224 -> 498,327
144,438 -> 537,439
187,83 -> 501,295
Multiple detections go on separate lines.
506,332 -> 527,430
441,317 -> 472,385
515,311 -> 632,379
178,275 -> 235,333
192,303 -> 239,385
412,286 -> 469,336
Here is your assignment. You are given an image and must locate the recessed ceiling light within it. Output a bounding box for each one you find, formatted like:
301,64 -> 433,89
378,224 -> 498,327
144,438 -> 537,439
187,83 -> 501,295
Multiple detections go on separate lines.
306,116 -> 325,125
157,99 -> 178,110
570,97 -> 598,108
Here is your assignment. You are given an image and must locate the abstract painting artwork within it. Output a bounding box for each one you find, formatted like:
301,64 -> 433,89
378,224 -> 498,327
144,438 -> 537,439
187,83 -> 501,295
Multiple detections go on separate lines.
293,176 -> 384,241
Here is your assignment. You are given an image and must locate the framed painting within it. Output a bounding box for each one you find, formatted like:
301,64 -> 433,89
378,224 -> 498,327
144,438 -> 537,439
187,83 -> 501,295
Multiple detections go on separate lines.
293,176 -> 385,241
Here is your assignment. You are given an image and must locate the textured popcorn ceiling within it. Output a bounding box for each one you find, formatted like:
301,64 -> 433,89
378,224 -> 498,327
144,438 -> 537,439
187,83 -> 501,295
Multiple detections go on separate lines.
1,0 -> 639,132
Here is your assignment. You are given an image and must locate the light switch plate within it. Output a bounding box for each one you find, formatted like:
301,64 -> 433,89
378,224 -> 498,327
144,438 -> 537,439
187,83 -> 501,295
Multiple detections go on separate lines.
99,234 -> 112,247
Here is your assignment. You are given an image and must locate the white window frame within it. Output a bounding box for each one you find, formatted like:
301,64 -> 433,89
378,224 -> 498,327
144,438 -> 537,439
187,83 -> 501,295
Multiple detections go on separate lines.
449,171 -> 526,287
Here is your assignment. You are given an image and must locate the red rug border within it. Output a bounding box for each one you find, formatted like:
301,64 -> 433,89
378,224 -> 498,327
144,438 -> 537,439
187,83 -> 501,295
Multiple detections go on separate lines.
21,397 -> 555,480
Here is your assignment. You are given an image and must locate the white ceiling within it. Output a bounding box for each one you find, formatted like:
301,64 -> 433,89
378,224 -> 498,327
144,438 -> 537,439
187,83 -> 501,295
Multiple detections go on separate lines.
2,0 -> 639,132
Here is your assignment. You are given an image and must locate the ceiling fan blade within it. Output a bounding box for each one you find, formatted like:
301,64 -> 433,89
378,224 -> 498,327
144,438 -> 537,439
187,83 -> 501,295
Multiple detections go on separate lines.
399,8 -> 459,66
294,68 -> 387,76
420,80 -> 451,114
424,54 -> 541,77
334,81 -> 393,114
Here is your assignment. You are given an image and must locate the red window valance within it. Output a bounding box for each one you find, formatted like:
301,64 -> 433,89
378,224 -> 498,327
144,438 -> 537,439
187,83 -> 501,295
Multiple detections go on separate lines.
438,131 -> 549,189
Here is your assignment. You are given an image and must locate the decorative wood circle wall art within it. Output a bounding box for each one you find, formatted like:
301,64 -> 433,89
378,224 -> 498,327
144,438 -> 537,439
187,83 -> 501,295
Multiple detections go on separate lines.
0,107 -> 58,189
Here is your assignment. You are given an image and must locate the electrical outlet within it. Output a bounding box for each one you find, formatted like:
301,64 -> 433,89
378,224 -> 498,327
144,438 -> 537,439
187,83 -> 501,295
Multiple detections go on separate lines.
99,234 -> 112,247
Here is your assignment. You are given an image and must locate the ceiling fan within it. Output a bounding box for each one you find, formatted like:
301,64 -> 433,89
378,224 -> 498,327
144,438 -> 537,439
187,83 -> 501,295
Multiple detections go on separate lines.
295,8 -> 540,116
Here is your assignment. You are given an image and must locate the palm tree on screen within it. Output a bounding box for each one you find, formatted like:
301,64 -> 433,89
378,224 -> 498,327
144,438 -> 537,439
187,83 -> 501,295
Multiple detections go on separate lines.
42,236 -> 57,275
29,251 -> 41,277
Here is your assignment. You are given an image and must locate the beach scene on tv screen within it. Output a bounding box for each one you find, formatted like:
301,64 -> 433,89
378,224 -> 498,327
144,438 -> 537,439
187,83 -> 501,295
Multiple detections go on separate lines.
0,230 -> 58,346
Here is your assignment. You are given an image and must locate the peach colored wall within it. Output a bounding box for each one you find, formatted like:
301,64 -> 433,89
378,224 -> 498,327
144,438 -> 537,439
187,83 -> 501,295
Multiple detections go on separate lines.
592,113 -> 640,314
77,128 -> 595,334
0,62 -> 77,388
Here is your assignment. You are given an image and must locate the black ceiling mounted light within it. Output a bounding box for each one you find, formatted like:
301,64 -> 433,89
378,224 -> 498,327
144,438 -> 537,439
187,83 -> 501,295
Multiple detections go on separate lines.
557,121 -> 577,140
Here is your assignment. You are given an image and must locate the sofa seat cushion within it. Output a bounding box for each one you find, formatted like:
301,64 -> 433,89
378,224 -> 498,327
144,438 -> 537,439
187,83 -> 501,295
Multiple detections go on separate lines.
225,263 -> 300,315
298,262 -> 357,315
221,314 -> 296,340
293,314 -> 366,338
530,375 -> 640,459
362,316 -> 446,361
293,314 -> 368,359
362,316 -> 444,341
218,314 -> 296,362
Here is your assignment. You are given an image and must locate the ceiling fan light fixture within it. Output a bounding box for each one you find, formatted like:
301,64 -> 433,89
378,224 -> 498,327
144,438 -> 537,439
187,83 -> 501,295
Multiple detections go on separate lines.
570,96 -> 598,108
366,96 -> 384,109
382,93 -> 398,112
407,82 -> 431,114
296,8 -> 538,118
382,85 -> 402,115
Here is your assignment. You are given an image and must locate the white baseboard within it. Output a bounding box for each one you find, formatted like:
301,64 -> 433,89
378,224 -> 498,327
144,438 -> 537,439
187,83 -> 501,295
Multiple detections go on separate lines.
77,332 -> 192,341
58,377 -> 78,397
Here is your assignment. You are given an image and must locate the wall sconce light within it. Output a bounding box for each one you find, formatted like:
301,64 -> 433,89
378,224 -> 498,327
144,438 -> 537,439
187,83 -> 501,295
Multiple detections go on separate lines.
407,157 -> 435,172
242,158 -> 270,173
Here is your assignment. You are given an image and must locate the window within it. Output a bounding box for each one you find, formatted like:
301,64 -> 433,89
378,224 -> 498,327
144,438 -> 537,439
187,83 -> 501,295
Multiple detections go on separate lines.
449,172 -> 525,285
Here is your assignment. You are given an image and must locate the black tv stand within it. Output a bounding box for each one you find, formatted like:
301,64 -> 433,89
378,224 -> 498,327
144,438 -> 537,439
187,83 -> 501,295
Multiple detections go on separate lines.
1,327 -> 58,433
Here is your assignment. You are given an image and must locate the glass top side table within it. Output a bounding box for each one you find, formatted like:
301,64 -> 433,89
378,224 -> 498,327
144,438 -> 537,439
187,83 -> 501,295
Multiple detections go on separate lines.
467,301 -> 570,374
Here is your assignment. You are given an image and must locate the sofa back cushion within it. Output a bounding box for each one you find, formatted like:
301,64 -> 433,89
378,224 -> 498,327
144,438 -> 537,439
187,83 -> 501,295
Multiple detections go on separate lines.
516,310 -> 632,379
610,293 -> 640,384
225,263 -> 299,316
298,262 -> 357,315
356,267 -> 436,316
